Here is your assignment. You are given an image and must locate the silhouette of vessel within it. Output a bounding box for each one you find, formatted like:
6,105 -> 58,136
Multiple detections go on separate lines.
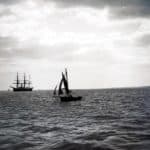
53,69 -> 82,102
10,73 -> 33,92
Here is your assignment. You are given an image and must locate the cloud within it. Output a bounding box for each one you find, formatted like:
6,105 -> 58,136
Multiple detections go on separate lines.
0,36 -> 14,47
0,35 -> 79,62
0,0 -> 21,5
0,8 -> 14,17
44,0 -> 122,8
137,34 -> 150,47
110,5 -> 150,19
0,36 -> 17,58
46,0 -> 150,18
1,0 -> 150,22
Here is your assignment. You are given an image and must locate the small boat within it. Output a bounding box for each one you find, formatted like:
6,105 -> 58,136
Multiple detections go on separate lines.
60,95 -> 82,102
53,69 -> 82,102
10,73 -> 33,92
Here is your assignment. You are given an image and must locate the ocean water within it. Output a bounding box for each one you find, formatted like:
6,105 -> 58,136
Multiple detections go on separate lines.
0,88 -> 150,150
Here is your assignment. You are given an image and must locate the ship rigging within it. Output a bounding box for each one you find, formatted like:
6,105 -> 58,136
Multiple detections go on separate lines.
10,73 -> 33,92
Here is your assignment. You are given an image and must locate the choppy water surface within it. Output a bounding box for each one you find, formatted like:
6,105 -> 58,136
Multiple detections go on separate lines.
0,88 -> 150,150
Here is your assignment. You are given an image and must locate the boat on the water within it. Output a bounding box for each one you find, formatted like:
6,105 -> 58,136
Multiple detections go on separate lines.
60,95 -> 82,102
53,69 -> 82,102
10,73 -> 33,92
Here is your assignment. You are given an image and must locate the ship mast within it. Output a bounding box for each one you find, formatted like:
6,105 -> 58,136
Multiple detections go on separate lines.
16,72 -> 19,88
23,73 -> 26,88
28,75 -> 31,88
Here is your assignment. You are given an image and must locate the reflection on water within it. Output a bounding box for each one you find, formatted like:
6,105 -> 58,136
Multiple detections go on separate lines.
0,88 -> 150,150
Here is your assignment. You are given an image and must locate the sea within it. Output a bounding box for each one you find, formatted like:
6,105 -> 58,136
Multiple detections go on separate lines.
0,87 -> 150,150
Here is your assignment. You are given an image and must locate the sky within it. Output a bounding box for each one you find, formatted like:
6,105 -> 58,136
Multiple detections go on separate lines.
0,0 -> 150,90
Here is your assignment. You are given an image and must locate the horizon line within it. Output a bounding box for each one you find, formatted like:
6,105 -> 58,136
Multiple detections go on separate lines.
1,85 -> 150,92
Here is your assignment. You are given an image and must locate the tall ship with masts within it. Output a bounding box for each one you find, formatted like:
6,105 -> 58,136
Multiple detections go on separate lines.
10,73 -> 33,92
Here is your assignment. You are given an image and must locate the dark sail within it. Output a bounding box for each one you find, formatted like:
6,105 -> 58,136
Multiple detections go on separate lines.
58,79 -> 63,95
65,68 -> 69,89
53,85 -> 57,95
62,72 -> 70,94
53,68 -> 82,101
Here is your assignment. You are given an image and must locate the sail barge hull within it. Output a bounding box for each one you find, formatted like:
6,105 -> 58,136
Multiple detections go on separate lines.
60,96 -> 82,102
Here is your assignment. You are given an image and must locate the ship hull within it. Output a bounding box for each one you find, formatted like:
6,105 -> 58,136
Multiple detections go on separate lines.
60,95 -> 82,102
13,88 -> 33,92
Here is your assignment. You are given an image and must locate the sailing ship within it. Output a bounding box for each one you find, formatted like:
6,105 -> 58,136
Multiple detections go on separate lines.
53,69 -> 82,102
10,73 -> 33,92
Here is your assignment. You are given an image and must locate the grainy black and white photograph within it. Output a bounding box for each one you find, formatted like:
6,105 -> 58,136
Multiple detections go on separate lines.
0,0 -> 150,150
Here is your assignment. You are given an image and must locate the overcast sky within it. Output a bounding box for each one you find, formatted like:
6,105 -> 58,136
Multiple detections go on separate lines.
0,0 -> 150,90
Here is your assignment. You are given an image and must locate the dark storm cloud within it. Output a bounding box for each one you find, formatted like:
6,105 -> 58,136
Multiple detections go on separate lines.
47,0 -> 150,18
137,34 -> 150,47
